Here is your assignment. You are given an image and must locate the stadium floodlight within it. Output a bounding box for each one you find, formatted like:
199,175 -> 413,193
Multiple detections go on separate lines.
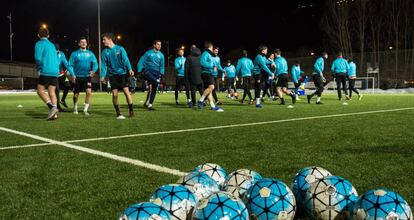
181,46 -> 185,50
310,52 -> 315,56
116,35 -> 122,40
41,24 -> 48,29
389,46 -> 393,50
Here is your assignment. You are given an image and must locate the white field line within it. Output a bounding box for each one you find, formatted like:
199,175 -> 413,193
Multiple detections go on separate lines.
0,127 -> 187,177
65,107 -> 414,144
0,142 -> 51,151
1,107 -> 413,151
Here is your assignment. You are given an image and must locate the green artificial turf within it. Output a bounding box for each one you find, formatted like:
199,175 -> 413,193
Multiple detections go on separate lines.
0,92 -> 413,219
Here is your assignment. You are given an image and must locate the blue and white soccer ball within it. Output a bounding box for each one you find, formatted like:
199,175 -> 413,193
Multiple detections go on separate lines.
194,163 -> 227,187
291,166 -> 332,214
149,184 -> 197,220
120,202 -> 172,220
177,171 -> 220,201
223,169 -> 263,199
193,191 -> 249,220
244,178 -> 296,220
353,188 -> 412,220
304,175 -> 358,220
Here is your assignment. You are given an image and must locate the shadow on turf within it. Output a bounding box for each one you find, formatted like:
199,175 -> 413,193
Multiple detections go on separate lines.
160,102 -> 193,109
25,111 -> 47,119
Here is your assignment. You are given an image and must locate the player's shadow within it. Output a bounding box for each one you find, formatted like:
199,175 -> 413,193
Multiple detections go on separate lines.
25,111 -> 47,119
160,102 -> 192,109
90,110 -> 119,117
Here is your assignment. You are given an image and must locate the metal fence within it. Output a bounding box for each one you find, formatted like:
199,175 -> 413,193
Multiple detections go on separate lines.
290,50 -> 414,89
1,49 -> 413,90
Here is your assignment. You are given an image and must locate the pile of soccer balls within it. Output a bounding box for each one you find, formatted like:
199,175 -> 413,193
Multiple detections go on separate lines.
119,164 -> 412,220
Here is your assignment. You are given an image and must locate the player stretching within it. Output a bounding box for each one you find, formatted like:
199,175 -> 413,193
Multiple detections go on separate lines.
137,40 -> 165,111
100,33 -> 134,119
34,27 -> 60,120
274,49 -> 296,105
307,52 -> 328,104
68,37 -> 98,115
198,42 -> 224,112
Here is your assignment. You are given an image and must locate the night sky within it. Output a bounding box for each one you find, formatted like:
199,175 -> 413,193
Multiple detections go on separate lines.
0,0 -> 323,64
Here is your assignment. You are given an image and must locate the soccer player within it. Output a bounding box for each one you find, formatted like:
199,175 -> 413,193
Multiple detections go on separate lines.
174,48 -> 191,105
252,45 -> 274,108
307,52 -> 328,104
185,46 -> 203,107
274,49 -> 296,105
55,43 -> 69,111
198,41 -> 224,112
137,40 -> 165,111
331,52 -> 350,100
223,60 -> 237,99
100,33 -> 134,119
129,75 -> 137,94
34,27 -> 60,120
291,61 -> 304,101
67,37 -> 98,115
212,46 -> 224,105
262,53 -> 276,101
236,50 -> 254,104
347,58 -> 363,100
60,75 -> 72,108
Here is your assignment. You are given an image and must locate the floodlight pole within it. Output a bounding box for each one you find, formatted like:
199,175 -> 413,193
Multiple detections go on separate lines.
98,0 -> 102,91
7,12 -> 13,62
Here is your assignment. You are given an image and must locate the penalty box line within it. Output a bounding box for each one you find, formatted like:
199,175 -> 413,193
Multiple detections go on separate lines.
0,126 -> 187,177
1,106 -> 414,151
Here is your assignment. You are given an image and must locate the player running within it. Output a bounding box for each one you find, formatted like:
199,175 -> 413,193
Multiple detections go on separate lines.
100,33 -> 134,119
291,61 -> 304,101
347,58 -> 363,100
67,37 -> 98,115
331,52 -> 350,101
34,27 -> 60,120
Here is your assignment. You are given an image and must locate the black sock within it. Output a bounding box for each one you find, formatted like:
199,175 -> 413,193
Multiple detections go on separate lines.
46,102 -> 53,110
128,104 -> 133,113
114,104 -> 121,116
281,98 -> 285,104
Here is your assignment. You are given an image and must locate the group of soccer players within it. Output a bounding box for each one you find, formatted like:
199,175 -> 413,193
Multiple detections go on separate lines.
34,27 -> 362,120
